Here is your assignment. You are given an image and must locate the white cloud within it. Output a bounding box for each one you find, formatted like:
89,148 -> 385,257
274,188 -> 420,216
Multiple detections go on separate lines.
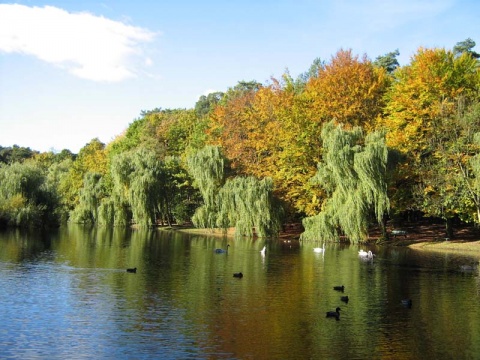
0,4 -> 157,82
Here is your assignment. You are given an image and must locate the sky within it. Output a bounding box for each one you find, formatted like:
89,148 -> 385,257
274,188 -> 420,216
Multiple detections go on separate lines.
0,0 -> 479,153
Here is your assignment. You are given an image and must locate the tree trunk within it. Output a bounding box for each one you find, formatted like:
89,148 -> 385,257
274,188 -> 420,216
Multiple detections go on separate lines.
445,217 -> 454,239
380,215 -> 389,241
165,197 -> 172,227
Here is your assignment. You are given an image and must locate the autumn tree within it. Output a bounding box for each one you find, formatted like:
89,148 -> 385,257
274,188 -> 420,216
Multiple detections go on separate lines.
207,77 -> 323,218
379,47 -> 479,218
304,49 -> 388,130
381,47 -> 478,155
61,138 -> 107,214
206,81 -> 261,172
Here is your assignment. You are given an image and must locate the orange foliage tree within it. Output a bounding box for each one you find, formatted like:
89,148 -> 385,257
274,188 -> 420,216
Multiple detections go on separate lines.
304,49 -> 388,130
206,51 -> 389,218
207,79 -> 323,217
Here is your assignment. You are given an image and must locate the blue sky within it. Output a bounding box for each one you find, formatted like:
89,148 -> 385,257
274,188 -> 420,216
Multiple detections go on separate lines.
0,0 -> 478,153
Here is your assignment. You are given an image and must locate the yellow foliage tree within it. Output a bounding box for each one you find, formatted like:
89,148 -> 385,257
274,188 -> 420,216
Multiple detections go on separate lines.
304,49 -> 388,130
207,79 -> 323,217
378,47 -> 479,219
380,47 -> 479,157
61,138 -> 107,211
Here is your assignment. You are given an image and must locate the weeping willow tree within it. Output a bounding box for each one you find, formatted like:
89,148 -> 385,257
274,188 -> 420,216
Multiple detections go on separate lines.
70,147 -> 190,227
216,176 -> 282,237
187,146 -> 282,237
301,121 -> 390,243
109,147 -> 166,227
70,172 -> 105,224
186,146 -> 225,228
0,161 -> 60,228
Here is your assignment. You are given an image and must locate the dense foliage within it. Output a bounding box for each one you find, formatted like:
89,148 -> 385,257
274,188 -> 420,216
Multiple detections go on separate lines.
1,39 -> 479,243
300,122 -> 389,243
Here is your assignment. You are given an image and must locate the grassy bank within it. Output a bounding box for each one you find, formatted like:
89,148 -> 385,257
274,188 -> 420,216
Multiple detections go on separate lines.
408,240 -> 480,257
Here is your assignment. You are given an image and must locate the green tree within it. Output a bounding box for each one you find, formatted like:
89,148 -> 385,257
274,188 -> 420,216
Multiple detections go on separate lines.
301,121 -> 390,243
0,145 -> 38,164
453,38 -> 480,58
109,147 -> 165,226
290,57 -> 325,93
108,108 -> 206,159
186,146 -> 225,228
0,161 -> 60,227
70,172 -> 105,224
216,176 -> 282,238
440,101 -> 480,227
161,156 -> 200,225
195,92 -> 224,117
187,146 -> 282,236
374,49 -> 400,73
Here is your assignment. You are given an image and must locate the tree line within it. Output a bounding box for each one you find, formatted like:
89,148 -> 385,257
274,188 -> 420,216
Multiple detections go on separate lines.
1,39 -> 479,243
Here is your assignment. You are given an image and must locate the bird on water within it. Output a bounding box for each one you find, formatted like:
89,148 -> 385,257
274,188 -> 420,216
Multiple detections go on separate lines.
313,243 -> 325,253
326,307 -> 341,319
215,244 -> 230,253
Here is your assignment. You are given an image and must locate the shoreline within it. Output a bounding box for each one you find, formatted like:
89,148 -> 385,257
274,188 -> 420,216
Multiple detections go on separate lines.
406,239 -> 480,257
162,223 -> 480,258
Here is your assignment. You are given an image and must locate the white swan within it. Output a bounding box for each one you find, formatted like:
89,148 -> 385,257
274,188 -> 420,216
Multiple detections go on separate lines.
313,243 -> 325,253
358,249 -> 368,256
260,246 -> 266,256
359,250 -> 375,259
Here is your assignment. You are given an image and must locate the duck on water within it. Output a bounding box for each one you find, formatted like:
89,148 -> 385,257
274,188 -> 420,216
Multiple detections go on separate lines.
326,307 -> 341,320
215,245 -> 230,253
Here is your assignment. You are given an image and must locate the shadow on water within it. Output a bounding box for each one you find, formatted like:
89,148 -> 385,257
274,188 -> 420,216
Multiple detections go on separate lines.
0,225 -> 479,359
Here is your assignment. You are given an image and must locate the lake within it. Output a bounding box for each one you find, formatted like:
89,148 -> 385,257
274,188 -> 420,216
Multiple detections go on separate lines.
1,225 -> 479,359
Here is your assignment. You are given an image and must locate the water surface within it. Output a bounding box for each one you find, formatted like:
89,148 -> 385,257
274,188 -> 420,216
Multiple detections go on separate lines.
1,226 -> 479,359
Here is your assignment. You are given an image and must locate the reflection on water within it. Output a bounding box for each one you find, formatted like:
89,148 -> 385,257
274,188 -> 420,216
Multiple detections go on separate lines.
0,226 -> 479,359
